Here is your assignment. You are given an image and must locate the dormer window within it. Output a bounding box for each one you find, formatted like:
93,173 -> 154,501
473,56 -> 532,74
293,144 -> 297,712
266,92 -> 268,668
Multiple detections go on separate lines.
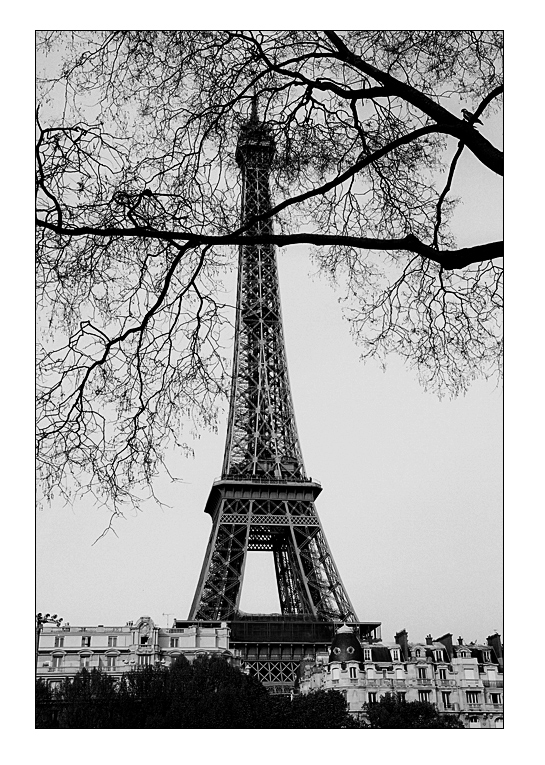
483,651 -> 491,662
363,649 -> 372,661
415,649 -> 421,658
391,649 -> 400,662
434,650 -> 443,662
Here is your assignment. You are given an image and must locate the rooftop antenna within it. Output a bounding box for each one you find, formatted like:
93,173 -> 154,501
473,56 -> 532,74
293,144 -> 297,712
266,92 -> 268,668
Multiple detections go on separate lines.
250,91 -> 259,122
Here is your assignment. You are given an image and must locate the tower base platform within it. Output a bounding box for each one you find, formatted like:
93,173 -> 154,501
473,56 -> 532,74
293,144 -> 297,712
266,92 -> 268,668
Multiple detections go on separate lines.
174,615 -> 382,695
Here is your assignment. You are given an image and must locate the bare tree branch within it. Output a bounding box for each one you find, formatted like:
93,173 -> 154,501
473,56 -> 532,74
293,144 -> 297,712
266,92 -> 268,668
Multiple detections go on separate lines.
324,31 -> 503,175
37,218 -> 502,270
36,30 -> 503,506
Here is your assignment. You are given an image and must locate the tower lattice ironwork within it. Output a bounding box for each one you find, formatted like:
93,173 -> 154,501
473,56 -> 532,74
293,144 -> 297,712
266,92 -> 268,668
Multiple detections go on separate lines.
188,108 -> 357,624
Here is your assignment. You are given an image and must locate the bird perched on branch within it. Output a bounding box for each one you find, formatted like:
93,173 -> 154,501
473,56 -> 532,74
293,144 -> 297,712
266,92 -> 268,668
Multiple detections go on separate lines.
461,108 -> 483,125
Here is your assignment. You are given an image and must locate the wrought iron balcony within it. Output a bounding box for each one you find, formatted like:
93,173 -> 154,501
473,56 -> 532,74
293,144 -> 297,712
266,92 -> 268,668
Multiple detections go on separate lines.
483,679 -> 503,687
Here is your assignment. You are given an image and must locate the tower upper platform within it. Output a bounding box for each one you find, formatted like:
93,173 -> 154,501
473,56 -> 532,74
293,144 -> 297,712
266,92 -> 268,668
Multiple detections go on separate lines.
235,104 -> 275,168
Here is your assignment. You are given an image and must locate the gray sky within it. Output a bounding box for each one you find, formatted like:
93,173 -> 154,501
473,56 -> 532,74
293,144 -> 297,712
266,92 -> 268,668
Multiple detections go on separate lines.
36,59 -> 503,647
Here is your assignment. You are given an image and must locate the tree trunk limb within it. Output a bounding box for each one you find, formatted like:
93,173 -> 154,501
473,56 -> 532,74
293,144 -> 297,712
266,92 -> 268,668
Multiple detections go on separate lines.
36,219 -> 503,270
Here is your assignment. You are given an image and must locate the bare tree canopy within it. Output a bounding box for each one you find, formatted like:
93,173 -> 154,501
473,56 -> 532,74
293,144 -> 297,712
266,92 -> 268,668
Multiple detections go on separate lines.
36,31 -> 503,510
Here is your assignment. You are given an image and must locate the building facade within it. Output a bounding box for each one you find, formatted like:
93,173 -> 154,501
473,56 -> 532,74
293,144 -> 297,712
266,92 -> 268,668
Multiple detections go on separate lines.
297,625 -> 504,729
36,616 -> 233,689
37,617 -> 503,728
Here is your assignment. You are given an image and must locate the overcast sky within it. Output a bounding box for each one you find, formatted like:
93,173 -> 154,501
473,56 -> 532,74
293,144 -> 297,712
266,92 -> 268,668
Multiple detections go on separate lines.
36,66 -> 503,647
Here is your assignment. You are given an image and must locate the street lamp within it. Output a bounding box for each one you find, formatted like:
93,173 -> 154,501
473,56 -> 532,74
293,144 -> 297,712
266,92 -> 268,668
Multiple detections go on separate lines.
36,612 -> 63,675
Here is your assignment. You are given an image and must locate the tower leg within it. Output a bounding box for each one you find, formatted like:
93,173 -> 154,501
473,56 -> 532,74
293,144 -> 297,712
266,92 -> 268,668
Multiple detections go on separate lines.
189,522 -> 250,620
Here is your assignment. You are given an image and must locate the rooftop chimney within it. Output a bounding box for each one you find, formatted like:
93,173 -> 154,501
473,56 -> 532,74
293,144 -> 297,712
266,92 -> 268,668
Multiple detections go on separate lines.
486,633 -> 503,662
395,630 -> 409,661
436,633 -> 454,661
458,636 -> 464,645
426,634 -> 433,645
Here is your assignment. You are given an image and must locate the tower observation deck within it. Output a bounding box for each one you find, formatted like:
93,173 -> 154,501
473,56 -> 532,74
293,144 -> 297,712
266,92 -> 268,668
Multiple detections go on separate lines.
185,107 -> 380,691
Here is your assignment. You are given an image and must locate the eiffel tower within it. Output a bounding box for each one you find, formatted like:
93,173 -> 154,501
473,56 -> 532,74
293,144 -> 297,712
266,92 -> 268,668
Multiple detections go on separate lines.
183,104 -> 380,692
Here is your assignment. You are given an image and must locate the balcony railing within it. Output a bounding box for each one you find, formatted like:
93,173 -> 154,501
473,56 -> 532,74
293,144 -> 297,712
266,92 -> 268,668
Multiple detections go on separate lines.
438,703 -> 460,712
39,662 -> 135,674
217,474 -> 321,486
483,679 -> 503,687
435,678 -> 457,686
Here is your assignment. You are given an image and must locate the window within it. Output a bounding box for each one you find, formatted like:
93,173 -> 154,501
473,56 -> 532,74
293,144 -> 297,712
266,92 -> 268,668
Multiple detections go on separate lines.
368,692 -> 377,704
490,693 -> 502,704
466,691 -> 480,705
434,650 -> 443,662
495,717 -> 503,729
80,654 -> 91,669
108,636 -> 117,648
441,692 -> 451,708
397,692 -> 406,702
54,636 -> 64,648
81,636 -> 91,648
52,655 -> 63,669
391,649 -> 400,661
138,655 -> 152,666
483,651 -> 490,662
170,637 -> 179,648
107,655 -> 116,670
363,649 -> 372,661
414,649 -> 421,658
469,715 -> 480,728
417,667 -> 427,679
140,636 -> 149,645
418,691 -> 431,702
349,666 -> 357,680
439,668 -> 447,680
